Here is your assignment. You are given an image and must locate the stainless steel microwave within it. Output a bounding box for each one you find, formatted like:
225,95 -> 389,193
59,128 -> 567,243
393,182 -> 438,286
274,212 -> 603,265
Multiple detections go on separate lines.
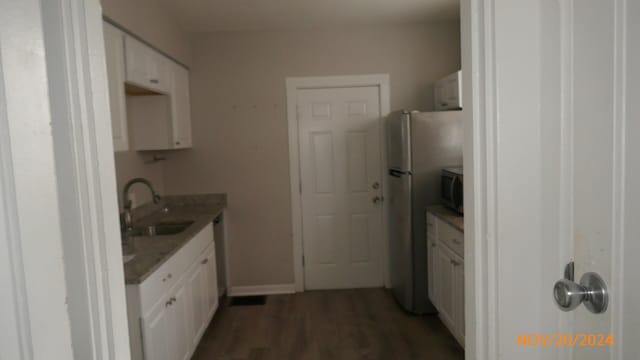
441,167 -> 463,214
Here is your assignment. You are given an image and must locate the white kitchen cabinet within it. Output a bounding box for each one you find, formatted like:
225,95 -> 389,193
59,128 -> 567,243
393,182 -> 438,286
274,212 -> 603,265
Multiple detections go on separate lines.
427,238 -> 438,308
427,211 -> 465,347
103,21 -> 193,151
129,60 -> 193,151
169,64 -> 192,149
426,213 -> 438,308
203,243 -> 219,319
186,252 -> 208,348
452,255 -> 465,345
142,273 -> 190,360
125,35 -> 170,94
167,278 -> 191,360
141,298 -> 170,360
186,242 -> 218,348
103,22 -> 129,152
435,244 -> 456,331
128,224 -> 218,360
434,70 -> 462,111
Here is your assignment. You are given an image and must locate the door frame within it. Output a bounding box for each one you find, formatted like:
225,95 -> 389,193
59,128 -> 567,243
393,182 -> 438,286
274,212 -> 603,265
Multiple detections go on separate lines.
0,0 -> 131,358
462,0 -> 548,357
286,74 -> 391,292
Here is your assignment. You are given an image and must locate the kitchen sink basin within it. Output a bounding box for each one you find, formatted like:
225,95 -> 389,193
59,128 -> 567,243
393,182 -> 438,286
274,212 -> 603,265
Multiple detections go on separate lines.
130,221 -> 194,237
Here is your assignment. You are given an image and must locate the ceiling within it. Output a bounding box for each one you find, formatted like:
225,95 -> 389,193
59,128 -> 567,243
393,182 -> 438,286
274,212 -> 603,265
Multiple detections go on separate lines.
157,0 -> 460,33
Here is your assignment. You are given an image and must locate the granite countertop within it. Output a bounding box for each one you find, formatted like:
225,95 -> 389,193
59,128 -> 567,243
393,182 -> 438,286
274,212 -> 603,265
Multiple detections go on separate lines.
123,194 -> 226,285
426,205 -> 464,232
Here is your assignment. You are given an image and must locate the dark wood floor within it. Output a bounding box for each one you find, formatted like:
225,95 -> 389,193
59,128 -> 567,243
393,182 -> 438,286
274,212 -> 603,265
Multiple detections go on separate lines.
191,288 -> 464,360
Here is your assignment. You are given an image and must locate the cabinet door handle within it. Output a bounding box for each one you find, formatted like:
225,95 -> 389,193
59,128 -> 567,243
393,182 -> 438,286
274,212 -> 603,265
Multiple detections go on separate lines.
165,300 -> 172,307
431,243 -> 437,248
201,258 -> 209,265
175,141 -> 181,146
149,79 -> 159,84
452,239 -> 461,245
450,259 -> 461,266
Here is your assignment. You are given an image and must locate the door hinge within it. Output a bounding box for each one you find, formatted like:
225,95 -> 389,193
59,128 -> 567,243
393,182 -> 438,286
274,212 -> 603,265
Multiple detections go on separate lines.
302,255 -> 305,267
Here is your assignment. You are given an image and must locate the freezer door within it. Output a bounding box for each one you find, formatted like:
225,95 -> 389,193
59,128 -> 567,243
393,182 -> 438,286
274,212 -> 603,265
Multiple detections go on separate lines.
386,111 -> 412,172
387,169 -> 413,311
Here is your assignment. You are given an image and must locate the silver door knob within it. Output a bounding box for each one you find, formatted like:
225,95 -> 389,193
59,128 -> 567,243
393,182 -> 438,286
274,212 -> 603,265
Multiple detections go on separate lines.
553,272 -> 608,314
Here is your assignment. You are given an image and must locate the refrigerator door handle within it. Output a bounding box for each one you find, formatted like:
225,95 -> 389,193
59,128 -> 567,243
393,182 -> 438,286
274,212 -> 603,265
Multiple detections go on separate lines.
389,169 -> 408,177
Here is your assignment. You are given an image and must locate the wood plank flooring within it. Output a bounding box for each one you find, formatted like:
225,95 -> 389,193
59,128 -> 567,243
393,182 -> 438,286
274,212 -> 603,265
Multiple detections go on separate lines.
191,288 -> 464,360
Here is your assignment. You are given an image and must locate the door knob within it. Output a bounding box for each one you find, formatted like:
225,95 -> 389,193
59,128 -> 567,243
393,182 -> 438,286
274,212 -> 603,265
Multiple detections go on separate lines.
553,268 -> 608,314
372,196 -> 382,204
372,181 -> 380,190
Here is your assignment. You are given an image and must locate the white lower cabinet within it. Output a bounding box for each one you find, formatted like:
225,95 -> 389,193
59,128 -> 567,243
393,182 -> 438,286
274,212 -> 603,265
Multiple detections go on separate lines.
141,275 -> 190,360
427,213 -> 465,347
129,224 -> 219,360
203,244 -> 219,319
140,296 -> 170,360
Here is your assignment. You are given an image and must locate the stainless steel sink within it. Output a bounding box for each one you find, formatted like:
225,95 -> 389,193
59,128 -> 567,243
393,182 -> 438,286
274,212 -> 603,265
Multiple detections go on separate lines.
130,221 -> 194,237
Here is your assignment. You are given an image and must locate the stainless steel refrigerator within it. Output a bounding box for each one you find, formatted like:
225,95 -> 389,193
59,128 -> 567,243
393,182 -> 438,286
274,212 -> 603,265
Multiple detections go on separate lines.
387,110 -> 463,314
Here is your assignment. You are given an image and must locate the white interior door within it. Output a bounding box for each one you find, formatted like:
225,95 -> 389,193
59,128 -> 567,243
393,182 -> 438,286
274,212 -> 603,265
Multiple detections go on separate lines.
544,1 -> 639,359
464,0 -> 640,359
298,86 -> 384,290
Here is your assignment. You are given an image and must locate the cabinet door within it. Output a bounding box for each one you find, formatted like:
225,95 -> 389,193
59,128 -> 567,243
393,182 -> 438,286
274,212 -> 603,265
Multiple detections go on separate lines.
427,237 -> 439,309
169,64 -> 192,148
445,75 -> 460,109
124,36 -> 150,88
125,36 -> 167,93
141,299 -> 171,360
452,255 -> 465,346
166,278 -> 191,360
186,258 -> 208,348
102,22 -> 128,152
203,243 -> 218,319
435,245 -> 455,330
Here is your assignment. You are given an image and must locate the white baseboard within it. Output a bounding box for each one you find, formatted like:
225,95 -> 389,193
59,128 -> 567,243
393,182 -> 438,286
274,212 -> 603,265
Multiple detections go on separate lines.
228,284 -> 296,297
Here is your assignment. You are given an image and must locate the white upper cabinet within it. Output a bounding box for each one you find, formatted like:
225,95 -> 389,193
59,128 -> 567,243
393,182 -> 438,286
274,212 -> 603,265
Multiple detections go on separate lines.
102,20 -> 193,151
124,35 -> 170,94
169,63 -> 193,149
103,22 -> 128,152
434,70 -> 462,111
129,61 -> 193,150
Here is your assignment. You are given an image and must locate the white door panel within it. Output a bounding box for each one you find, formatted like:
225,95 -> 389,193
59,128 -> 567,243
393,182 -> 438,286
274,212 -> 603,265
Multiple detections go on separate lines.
298,86 -> 384,290
468,0 -> 640,357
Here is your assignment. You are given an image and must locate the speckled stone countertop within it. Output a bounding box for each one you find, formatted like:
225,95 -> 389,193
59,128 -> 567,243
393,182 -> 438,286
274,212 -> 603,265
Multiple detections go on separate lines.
123,194 -> 226,285
426,205 -> 464,232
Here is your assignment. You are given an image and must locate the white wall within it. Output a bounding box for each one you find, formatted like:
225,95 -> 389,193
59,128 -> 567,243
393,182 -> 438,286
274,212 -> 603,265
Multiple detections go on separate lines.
163,23 -> 461,287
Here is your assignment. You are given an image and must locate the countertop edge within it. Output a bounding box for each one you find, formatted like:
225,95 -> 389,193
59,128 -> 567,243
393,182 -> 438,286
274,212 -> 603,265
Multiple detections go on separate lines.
426,205 -> 464,233
124,194 -> 227,285
125,206 -> 225,285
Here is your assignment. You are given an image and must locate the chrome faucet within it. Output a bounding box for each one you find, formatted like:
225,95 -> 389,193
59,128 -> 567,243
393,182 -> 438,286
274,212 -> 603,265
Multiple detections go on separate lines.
122,178 -> 161,233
